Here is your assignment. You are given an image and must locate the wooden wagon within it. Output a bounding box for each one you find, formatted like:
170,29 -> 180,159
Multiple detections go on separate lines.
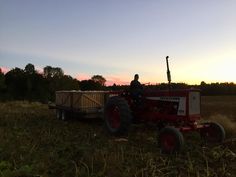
50,91 -> 112,120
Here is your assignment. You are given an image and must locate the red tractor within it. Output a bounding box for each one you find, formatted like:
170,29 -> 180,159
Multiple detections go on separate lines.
104,56 -> 225,153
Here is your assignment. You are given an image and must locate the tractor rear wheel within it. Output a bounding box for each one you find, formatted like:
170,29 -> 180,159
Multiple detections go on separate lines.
201,122 -> 225,144
159,126 -> 184,154
104,96 -> 132,136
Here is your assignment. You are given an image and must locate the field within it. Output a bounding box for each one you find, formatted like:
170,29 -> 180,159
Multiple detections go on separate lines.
0,96 -> 235,177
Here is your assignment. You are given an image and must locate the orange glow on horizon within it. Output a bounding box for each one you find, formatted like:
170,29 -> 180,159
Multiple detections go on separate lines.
0,67 -> 9,74
76,73 -> 90,81
105,76 -> 130,86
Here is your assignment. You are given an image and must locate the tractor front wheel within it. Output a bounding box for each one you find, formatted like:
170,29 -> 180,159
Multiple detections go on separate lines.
201,122 -> 225,144
104,96 -> 132,136
159,126 -> 184,154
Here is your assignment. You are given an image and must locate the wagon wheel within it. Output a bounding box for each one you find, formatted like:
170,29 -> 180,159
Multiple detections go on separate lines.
56,109 -> 69,121
104,96 -> 132,136
159,126 -> 184,154
56,109 -> 62,120
61,110 -> 70,121
200,122 -> 225,144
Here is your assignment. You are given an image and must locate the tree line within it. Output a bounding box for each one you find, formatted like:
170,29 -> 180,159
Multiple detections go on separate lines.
0,63 -> 236,102
107,82 -> 236,96
0,63 -> 106,102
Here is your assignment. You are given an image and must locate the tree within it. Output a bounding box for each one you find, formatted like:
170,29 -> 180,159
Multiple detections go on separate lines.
200,81 -> 206,86
91,75 -> 106,86
60,75 -> 79,90
25,63 -> 35,74
30,72 -> 49,102
53,67 -> 64,78
24,64 -> 36,100
79,80 -> 101,90
0,68 -> 6,91
43,66 -> 64,78
5,68 -> 27,99
43,66 -> 53,78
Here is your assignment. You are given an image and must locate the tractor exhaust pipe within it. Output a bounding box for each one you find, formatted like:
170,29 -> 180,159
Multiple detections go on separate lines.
166,56 -> 171,90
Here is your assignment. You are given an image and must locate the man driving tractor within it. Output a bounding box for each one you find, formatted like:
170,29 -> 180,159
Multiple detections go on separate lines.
130,74 -> 143,101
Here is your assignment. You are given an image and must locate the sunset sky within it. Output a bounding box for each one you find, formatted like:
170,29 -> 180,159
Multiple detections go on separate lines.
1,0 -> 235,85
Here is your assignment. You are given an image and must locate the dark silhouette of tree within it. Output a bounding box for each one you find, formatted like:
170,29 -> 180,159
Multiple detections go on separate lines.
91,75 -> 106,86
31,72 -> 49,102
0,68 -> 6,91
5,67 -> 27,100
43,66 -> 66,100
43,66 -> 53,78
79,80 -> 102,90
24,63 -> 35,100
25,63 -> 35,74
60,75 -> 79,90
199,82 -> 236,96
43,66 -> 64,78
0,69 -> 6,100
53,67 -> 64,78
200,81 -> 206,86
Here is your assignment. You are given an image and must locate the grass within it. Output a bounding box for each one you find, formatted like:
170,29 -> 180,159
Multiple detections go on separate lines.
201,95 -> 236,138
0,97 -> 235,177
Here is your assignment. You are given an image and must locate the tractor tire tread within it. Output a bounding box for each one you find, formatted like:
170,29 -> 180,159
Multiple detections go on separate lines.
104,96 -> 132,136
